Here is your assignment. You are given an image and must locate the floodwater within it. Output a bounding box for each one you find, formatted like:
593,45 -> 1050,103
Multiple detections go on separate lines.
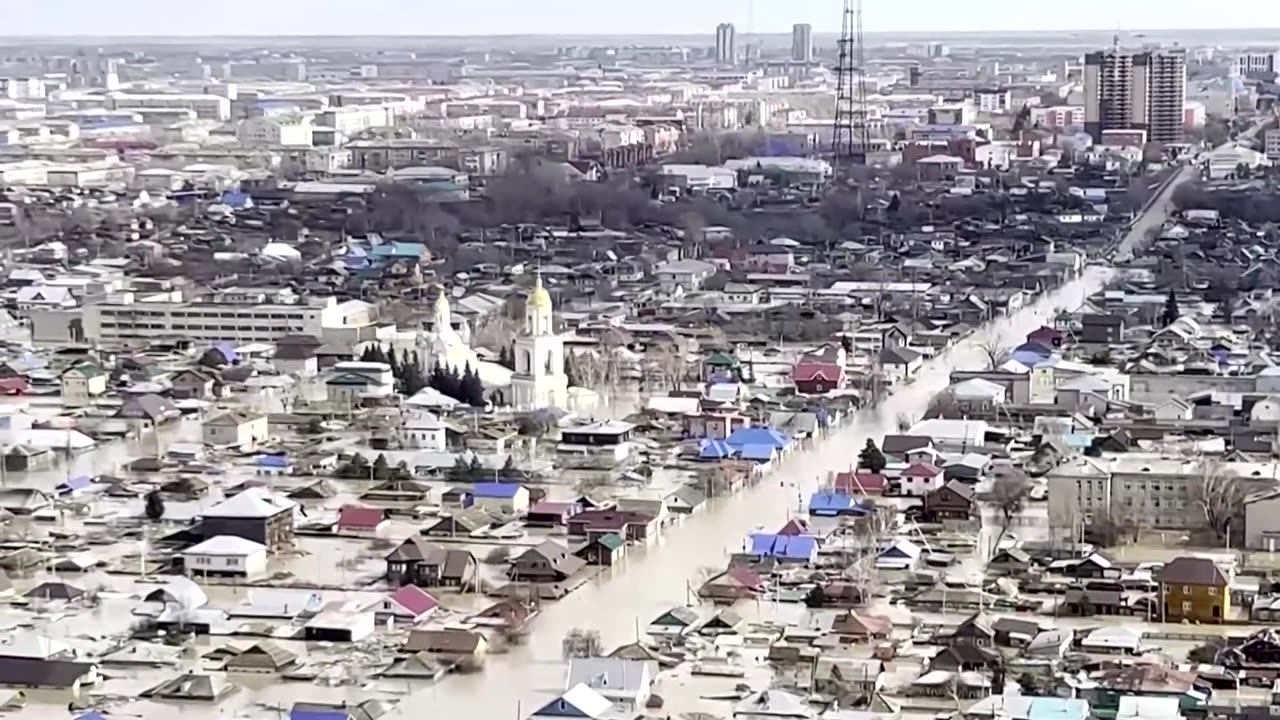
383,266 -> 1122,719
10,171 -> 1191,717
416,165 -> 1228,714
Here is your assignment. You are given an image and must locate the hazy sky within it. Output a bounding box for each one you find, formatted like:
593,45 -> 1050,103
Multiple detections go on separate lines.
8,0 -> 1280,36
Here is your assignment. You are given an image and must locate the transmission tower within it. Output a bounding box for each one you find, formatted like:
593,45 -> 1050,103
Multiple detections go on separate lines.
833,0 -> 870,166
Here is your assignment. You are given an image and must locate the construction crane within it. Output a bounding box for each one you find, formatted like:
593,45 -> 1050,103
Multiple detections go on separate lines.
833,0 -> 870,167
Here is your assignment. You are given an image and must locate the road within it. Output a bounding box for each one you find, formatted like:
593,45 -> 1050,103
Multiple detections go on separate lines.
1111,114 -> 1275,264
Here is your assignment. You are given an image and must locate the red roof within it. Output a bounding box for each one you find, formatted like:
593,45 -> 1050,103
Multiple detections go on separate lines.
724,566 -> 763,589
338,504 -> 386,529
777,518 -> 812,536
1028,325 -> 1064,340
387,585 -> 439,617
833,472 -> 887,493
902,463 -> 943,478
792,362 -> 844,383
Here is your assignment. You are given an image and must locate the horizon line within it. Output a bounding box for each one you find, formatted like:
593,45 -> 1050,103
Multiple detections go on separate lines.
2,26 -> 1278,40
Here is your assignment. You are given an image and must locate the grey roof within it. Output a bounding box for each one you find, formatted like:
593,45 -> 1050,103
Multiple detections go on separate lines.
142,672 -> 235,700
1158,556 -> 1229,586
205,410 -> 266,427
879,345 -> 923,365
0,657 -> 95,687
117,393 -> 178,420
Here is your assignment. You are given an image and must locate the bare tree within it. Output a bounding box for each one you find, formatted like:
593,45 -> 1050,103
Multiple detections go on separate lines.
648,343 -> 688,392
976,338 -> 1005,370
572,349 -> 610,401
561,628 -> 603,659
927,388 -> 962,419
1086,507 -> 1140,547
1191,461 -> 1246,545
472,309 -> 519,352
988,473 -> 1031,560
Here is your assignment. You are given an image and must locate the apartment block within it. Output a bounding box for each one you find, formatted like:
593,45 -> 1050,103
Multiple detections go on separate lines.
1084,49 -> 1186,145
791,24 -> 813,63
1031,105 -> 1085,129
79,288 -> 379,346
715,23 -> 736,66
103,92 -> 231,121
1266,128 -> 1280,161
1235,50 -> 1280,76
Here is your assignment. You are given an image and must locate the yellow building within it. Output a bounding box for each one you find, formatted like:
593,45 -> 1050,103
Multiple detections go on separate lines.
1158,556 -> 1230,623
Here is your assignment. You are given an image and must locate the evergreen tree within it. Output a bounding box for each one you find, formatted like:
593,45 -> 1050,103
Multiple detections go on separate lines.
461,363 -> 486,407
359,345 -> 377,363
402,362 -> 427,396
1162,289 -> 1180,327
387,346 -> 400,377
564,353 -> 579,387
498,345 -> 514,370
500,454 -> 517,480
444,365 -> 462,399
858,439 -> 887,473
372,453 -> 391,480
144,490 -> 165,521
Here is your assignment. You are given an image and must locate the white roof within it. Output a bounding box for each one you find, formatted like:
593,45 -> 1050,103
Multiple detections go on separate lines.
0,632 -> 69,659
145,576 -> 208,610
6,428 -> 96,450
405,387 -> 461,409
203,488 -> 296,519
184,535 -> 267,556
1082,625 -> 1142,648
908,418 -> 990,443
547,683 -> 614,719
404,412 -> 443,430
949,378 -> 1005,400
262,242 -> 301,260
1117,696 -> 1180,720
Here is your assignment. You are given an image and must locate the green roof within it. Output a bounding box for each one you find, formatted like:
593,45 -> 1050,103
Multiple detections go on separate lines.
704,352 -> 738,367
594,533 -> 625,551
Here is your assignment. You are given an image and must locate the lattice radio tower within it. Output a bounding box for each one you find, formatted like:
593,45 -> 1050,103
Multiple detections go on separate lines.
833,0 -> 870,166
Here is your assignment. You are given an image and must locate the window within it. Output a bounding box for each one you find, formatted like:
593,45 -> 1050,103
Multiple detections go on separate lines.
1208,587 -> 1217,596
1181,601 -> 1192,612
1183,586 -> 1192,594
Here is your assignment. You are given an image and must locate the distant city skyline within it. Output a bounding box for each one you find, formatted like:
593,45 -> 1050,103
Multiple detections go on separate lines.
7,0 -> 1280,37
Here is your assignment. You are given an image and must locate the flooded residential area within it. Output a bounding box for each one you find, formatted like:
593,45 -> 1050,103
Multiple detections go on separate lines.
3,8 -> 1280,720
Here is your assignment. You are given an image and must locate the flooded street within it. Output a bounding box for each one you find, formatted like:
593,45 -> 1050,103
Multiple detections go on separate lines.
386,263 -> 1118,719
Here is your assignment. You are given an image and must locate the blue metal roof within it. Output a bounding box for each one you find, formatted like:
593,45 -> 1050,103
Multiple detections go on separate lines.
748,533 -> 817,560
808,491 -> 854,511
738,444 -> 778,461
371,242 -> 427,258
698,439 -> 737,459
473,482 -> 522,498
256,454 -> 291,467
726,426 -> 789,450
290,709 -> 349,720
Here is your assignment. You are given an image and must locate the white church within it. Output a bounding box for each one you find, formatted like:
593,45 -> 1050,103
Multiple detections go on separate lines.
510,275 -> 568,410
419,285 -> 479,375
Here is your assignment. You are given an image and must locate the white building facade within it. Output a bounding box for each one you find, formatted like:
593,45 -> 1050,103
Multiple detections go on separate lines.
511,276 -> 568,410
